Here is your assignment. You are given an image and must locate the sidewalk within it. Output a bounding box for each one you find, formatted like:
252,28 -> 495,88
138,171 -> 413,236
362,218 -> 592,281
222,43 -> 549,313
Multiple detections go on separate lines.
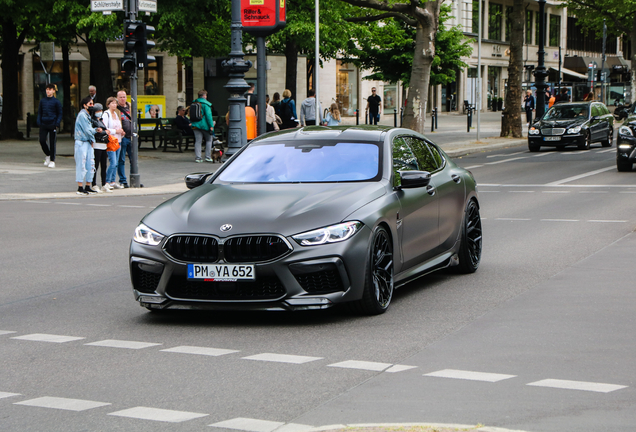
0,116 -> 526,200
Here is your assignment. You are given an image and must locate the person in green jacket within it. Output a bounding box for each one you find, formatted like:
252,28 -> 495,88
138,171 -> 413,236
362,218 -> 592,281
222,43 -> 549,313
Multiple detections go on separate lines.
191,89 -> 215,163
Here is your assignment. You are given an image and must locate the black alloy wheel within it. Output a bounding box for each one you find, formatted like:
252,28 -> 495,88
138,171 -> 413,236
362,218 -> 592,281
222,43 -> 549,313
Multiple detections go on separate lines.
456,199 -> 482,274
602,128 -> 614,147
617,159 -> 633,172
578,132 -> 591,150
528,142 -> 541,152
353,226 -> 394,315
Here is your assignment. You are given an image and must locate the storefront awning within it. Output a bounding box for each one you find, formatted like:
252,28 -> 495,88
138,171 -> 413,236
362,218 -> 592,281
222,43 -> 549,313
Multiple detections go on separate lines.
550,66 -> 588,79
68,52 -> 88,62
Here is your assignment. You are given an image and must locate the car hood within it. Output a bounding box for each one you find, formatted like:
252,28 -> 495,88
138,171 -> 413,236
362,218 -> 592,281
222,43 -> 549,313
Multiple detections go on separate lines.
536,118 -> 586,128
143,182 -> 387,237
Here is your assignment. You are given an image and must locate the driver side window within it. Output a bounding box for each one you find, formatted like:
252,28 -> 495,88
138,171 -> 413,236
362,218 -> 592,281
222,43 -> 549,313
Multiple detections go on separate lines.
392,137 -> 418,187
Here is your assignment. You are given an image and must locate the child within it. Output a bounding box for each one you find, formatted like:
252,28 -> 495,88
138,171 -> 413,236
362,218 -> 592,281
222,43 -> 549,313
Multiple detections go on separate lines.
323,103 -> 341,126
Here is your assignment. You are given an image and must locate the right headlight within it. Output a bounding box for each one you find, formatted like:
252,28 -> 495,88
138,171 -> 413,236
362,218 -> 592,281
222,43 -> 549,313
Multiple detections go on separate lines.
133,223 -> 165,246
619,125 -> 634,137
292,221 -> 363,246
529,127 -> 540,135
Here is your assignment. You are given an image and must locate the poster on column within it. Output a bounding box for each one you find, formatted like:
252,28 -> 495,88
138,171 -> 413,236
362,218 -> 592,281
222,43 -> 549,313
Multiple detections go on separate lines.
127,95 -> 166,130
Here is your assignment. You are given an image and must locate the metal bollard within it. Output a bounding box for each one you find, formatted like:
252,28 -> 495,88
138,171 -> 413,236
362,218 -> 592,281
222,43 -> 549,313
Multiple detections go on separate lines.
394,108 -> 397,127
26,113 -> 32,138
435,107 -> 438,129
431,109 -> 435,132
355,109 -> 359,125
400,107 -> 404,127
365,110 -> 368,125
467,107 -> 472,132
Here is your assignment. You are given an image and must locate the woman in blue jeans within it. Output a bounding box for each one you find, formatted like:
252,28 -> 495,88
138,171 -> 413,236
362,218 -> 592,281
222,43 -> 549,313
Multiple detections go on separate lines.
74,96 -> 101,195
102,97 -> 125,191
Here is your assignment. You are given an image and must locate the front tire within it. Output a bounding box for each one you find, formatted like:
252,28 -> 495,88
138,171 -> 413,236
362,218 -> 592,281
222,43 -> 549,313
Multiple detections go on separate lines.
456,200 -> 482,274
352,226 -> 394,315
602,128 -> 613,147
578,132 -> 591,150
528,142 -> 541,152
617,160 -> 633,172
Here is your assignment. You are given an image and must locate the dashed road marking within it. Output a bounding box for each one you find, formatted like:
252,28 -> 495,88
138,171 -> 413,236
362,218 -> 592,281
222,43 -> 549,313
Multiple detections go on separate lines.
209,417 -> 285,432
508,190 -> 535,193
485,157 -> 528,165
161,346 -> 239,357
487,151 -> 526,158
542,190 -> 570,193
118,205 -> 146,208
587,219 -> 628,223
85,339 -> 162,349
242,353 -> 323,364
85,203 -> 112,207
14,396 -> 110,411
385,365 -> 417,373
0,392 -> 21,399
11,333 -> 85,343
109,406 -> 208,422
0,330 -> 17,335
54,202 -> 81,205
540,219 -> 579,222
463,165 -> 484,169
579,191 -> 609,194
494,218 -> 531,221
328,360 -> 392,372
424,369 -> 516,382
527,379 -> 628,393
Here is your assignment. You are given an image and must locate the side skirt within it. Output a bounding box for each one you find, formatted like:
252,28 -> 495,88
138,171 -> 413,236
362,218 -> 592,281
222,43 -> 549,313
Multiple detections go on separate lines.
394,251 -> 457,289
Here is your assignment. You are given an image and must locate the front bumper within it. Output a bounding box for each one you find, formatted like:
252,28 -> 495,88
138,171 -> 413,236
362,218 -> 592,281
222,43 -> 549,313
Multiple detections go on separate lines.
528,134 -> 584,147
129,227 -> 372,311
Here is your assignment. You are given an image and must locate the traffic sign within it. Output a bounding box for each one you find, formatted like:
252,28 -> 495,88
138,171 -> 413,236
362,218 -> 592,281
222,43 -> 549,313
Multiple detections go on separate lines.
90,0 -> 124,12
241,0 -> 286,36
138,0 -> 157,13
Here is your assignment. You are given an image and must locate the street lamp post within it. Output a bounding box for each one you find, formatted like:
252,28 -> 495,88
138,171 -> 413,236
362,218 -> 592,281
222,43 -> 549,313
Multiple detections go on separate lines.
533,0 -> 548,120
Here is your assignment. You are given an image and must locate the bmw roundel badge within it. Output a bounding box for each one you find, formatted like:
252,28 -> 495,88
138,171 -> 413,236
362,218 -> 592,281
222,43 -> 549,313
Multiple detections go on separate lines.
220,224 -> 232,232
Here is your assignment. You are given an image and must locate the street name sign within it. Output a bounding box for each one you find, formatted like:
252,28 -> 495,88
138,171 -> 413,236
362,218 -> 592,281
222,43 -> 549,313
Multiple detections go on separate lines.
90,0 -> 124,12
139,0 -> 157,13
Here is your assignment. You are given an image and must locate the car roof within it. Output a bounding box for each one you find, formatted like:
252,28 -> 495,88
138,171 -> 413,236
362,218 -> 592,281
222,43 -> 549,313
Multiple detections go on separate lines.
253,125 -> 395,144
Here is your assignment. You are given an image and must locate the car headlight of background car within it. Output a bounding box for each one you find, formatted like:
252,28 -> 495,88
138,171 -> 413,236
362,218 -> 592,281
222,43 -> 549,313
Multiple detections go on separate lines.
134,223 -> 165,246
567,126 -> 582,134
292,221 -> 363,246
529,127 -> 540,135
619,125 -> 634,137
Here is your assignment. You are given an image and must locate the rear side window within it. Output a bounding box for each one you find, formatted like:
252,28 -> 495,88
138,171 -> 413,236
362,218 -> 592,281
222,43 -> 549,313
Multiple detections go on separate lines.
406,137 -> 440,173
392,137 -> 419,187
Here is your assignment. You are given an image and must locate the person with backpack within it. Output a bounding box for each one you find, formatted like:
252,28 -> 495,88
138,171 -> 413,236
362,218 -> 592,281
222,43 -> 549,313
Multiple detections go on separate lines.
191,89 -> 215,163
279,89 -> 298,130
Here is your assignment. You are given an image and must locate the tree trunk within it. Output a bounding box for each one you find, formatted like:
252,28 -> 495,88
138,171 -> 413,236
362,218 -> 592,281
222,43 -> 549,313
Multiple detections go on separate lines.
61,43 -> 74,133
402,4 -> 440,133
501,0 -> 524,138
85,38 -> 114,107
284,38 -> 298,102
0,19 -> 23,140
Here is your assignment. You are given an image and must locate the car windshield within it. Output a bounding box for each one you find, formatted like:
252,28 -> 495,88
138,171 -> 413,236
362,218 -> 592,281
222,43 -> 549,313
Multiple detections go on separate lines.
544,105 -> 589,120
216,142 -> 380,183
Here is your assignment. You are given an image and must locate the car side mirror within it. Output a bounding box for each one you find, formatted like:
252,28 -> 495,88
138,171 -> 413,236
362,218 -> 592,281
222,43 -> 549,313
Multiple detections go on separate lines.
185,172 -> 213,189
397,170 -> 431,189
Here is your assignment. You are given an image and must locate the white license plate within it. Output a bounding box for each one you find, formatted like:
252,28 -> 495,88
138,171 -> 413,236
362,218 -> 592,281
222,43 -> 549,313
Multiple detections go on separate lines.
187,264 -> 255,281
544,136 -> 561,141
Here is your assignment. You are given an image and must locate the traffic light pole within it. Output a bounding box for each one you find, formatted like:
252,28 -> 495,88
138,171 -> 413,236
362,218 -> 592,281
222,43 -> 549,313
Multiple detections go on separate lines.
127,0 -> 141,188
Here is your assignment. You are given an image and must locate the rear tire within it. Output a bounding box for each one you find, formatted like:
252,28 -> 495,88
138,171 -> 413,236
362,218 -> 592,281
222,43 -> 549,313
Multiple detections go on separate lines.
456,200 -> 482,274
617,160 -> 633,172
351,226 -> 394,315
602,128 -> 613,147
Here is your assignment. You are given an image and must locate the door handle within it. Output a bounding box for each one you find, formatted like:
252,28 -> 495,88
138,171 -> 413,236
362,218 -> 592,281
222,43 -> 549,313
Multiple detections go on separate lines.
451,174 -> 462,184
426,185 -> 435,196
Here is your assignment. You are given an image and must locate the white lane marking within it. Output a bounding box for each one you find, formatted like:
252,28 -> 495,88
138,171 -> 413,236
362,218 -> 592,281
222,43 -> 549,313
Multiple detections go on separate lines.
619,191 -> 636,193
11,333 -> 85,343
109,406 -> 208,422
0,330 -> 17,335
242,353 -> 323,364
494,218 -> 531,221
479,184 -> 502,187
541,219 -> 579,222
0,392 -> 21,399
118,205 -> 146,208
487,151 -> 525,158
598,148 -> 616,153
542,190 -> 570,193
587,220 -> 628,223
86,204 -> 112,207
327,360 -> 392,372
579,191 -> 609,193
161,346 -> 239,357
481,184 -> 636,188
545,166 -> 615,186
463,165 -> 484,169
14,396 -> 110,411
85,339 -> 161,349
385,365 -> 417,373
485,157 -> 528,165
527,379 -> 628,393
54,202 -> 81,205
478,190 -> 500,193
508,190 -> 535,193
209,418 -> 285,432
25,201 -> 51,203
532,152 -> 552,157
273,423 -> 315,432
424,369 -> 516,382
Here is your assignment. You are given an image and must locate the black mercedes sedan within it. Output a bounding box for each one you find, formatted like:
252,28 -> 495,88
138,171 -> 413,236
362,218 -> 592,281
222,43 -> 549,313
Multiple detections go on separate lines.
528,102 -> 614,151
129,126 -> 481,315
616,103 -> 636,172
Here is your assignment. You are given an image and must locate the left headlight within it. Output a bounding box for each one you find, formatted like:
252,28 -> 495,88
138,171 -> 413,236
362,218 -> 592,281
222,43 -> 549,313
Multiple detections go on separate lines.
619,125 -> 634,137
292,221 -> 363,246
133,223 -> 165,246
567,125 -> 582,134
529,127 -> 540,135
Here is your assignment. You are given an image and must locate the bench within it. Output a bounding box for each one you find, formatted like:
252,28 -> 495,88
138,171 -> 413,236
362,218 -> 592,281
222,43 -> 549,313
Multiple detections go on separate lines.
138,119 -> 160,149
182,115 -> 227,151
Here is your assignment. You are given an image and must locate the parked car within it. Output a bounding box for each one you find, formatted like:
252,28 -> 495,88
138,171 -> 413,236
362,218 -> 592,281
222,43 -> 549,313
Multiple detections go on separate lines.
528,101 -> 614,152
616,103 -> 636,172
129,126 -> 482,315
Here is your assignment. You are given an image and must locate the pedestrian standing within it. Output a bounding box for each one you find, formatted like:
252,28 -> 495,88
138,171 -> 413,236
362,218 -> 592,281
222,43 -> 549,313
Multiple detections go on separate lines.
279,89 -> 298,130
323,103 -> 341,126
37,84 -> 62,168
90,103 -> 108,193
191,89 -> 215,163
116,90 -> 132,188
270,92 -> 281,116
265,95 -> 280,132
74,97 -> 101,195
102,96 -> 125,192
87,85 -> 97,101
245,83 -> 257,110
548,92 -> 556,109
366,87 -> 381,125
524,90 -> 535,125
300,89 -> 317,126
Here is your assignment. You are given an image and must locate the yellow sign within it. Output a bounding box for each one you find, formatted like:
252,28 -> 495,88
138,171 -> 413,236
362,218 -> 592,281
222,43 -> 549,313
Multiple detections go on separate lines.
127,95 -> 166,130
250,0 -> 264,4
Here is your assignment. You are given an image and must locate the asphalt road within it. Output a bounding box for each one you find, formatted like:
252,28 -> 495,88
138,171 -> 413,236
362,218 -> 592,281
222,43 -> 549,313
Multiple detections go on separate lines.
1,142 -> 635,431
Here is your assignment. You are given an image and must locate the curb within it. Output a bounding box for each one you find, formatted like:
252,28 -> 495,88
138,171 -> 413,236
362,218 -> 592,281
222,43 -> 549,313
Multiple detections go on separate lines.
444,139 -> 527,158
0,183 -> 188,201
309,423 -> 531,432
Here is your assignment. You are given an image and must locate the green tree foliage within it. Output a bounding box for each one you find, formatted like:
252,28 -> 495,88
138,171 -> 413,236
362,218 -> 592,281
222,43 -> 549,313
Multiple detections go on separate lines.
346,5 -> 472,87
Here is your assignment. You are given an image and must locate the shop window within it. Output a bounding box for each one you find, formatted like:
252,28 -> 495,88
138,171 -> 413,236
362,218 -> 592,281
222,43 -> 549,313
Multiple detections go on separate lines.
505,7 -> 512,42
526,10 -> 533,44
472,0 -> 480,35
383,85 -> 397,111
144,57 -> 163,95
336,60 -> 358,117
112,58 -> 130,94
488,3 -> 503,40
549,15 -> 560,47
